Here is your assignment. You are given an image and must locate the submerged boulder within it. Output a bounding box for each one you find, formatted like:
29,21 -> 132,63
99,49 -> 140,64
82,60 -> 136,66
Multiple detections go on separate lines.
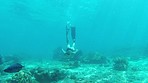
30,67 -> 67,83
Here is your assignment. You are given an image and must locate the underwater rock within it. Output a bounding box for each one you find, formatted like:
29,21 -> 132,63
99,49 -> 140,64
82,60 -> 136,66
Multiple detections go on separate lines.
4,63 -> 24,73
30,67 -> 67,83
81,52 -> 108,64
113,57 -> 128,71
6,71 -> 38,83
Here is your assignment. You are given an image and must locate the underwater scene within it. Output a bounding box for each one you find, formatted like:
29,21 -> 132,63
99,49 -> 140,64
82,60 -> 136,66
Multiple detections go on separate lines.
0,0 -> 148,83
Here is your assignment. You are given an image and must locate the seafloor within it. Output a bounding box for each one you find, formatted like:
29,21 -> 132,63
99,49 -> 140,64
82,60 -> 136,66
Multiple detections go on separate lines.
0,51 -> 148,83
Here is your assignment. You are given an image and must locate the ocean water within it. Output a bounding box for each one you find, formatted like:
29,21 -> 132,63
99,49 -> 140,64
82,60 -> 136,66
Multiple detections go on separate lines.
0,0 -> 148,58
1,0 -> 148,83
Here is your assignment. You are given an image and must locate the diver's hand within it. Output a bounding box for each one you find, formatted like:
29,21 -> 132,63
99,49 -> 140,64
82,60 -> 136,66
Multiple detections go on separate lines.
62,49 -> 66,54
73,49 -> 78,54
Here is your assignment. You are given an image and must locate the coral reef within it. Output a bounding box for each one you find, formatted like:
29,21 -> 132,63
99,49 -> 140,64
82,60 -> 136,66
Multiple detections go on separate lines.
30,67 -> 67,83
0,57 -> 148,83
6,71 -> 38,83
81,52 -> 108,64
113,57 -> 128,71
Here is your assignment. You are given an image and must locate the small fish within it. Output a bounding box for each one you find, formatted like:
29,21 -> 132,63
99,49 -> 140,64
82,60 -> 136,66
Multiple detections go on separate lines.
4,63 -> 24,73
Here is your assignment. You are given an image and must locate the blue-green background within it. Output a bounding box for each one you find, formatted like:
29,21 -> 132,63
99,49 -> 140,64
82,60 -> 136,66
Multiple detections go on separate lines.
0,0 -> 148,58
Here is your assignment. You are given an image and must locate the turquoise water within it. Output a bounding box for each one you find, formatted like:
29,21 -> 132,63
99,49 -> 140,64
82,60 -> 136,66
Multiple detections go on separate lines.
0,0 -> 148,58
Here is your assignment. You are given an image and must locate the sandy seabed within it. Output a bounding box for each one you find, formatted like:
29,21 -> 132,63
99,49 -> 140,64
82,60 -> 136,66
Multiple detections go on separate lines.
0,57 -> 148,83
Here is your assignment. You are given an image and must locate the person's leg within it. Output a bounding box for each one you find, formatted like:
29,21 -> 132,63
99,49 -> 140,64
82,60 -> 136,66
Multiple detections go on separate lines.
66,25 -> 70,45
71,26 -> 76,49
71,26 -> 76,43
